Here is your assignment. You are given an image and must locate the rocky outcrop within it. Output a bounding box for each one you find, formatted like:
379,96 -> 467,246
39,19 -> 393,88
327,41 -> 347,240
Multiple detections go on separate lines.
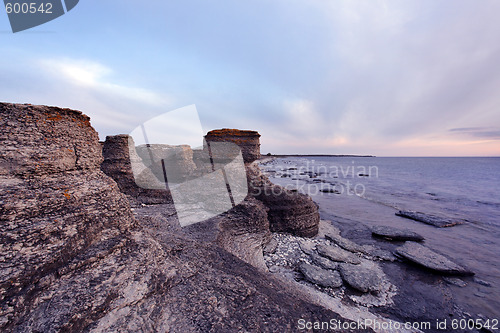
1,103 -> 363,332
215,197 -> 272,271
101,135 -> 172,204
205,129 -> 261,163
247,164 -> 320,238
0,103 -> 136,329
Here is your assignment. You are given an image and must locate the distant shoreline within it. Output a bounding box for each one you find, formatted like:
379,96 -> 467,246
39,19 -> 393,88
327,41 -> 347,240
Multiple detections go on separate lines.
265,154 -> 376,158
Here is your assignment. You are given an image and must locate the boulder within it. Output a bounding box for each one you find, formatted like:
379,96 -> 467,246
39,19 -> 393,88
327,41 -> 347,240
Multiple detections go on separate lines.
394,242 -> 474,276
255,185 -> 320,237
215,197 -> 272,270
396,210 -> 463,228
371,225 -> 424,242
205,128 -> 261,163
299,263 -> 343,288
338,262 -> 384,293
317,245 -> 361,265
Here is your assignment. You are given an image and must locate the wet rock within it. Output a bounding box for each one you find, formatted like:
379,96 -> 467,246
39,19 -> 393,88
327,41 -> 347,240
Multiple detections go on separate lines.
371,225 -> 424,242
396,210 -> 463,228
474,278 -> 492,287
299,263 -> 343,288
394,242 -> 474,276
339,262 -> 384,293
443,277 -> 467,287
319,185 -> 340,194
317,245 -> 361,265
205,128 -> 261,163
310,252 -> 339,271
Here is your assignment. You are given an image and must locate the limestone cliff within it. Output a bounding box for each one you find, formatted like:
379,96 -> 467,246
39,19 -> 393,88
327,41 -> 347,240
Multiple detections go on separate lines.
0,103 -> 364,332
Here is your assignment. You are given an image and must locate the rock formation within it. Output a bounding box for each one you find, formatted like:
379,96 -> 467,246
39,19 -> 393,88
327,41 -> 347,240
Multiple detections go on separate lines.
205,128 -> 261,163
0,103 -> 364,332
246,163 -> 320,238
101,134 -> 172,204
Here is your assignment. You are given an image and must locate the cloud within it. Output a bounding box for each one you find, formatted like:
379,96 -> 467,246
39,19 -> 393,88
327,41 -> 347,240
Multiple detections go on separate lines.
449,127 -> 500,140
39,58 -> 169,106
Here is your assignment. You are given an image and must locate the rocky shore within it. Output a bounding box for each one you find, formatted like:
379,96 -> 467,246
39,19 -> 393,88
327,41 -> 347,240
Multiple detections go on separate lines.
0,102 -> 491,332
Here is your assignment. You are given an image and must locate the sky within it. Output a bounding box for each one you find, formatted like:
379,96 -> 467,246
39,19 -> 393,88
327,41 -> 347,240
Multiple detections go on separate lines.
1,0 -> 500,156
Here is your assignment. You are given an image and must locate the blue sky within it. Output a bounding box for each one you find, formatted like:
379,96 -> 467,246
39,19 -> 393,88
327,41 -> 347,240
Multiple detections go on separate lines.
1,0 -> 500,156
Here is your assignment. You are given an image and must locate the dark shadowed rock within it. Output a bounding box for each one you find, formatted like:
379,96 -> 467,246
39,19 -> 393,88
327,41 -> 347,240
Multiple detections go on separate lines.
254,185 -> 320,237
371,225 -> 424,242
394,242 -> 474,276
338,262 -> 384,293
101,134 -> 172,205
317,245 -> 361,265
396,210 -> 463,228
299,263 -> 343,288
205,129 -> 261,163
0,103 -> 369,333
215,197 -> 272,270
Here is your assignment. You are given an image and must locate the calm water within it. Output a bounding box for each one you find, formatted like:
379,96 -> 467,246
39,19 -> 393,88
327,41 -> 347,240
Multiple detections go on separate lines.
263,157 -> 500,319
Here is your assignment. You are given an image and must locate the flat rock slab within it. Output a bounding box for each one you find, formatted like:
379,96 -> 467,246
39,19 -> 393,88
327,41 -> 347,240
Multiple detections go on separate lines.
298,239 -> 316,255
317,244 -> 361,265
299,262 -> 343,288
339,262 -> 384,293
324,232 -> 365,253
361,245 -> 397,262
371,225 -> 424,242
396,210 -> 463,228
394,242 -> 474,276
310,252 -> 339,270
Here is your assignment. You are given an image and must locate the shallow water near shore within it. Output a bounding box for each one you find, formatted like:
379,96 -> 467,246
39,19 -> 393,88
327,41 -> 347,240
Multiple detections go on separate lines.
262,156 -> 500,322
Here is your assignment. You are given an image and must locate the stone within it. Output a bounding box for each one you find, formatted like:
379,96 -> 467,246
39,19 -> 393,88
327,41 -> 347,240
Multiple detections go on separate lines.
205,128 -> 261,163
317,245 -> 361,265
361,245 -> 397,262
339,262 -> 384,293
396,210 -> 463,228
101,134 -> 172,205
263,237 -> 278,255
254,184 -> 320,237
474,278 -> 492,287
443,277 -> 467,288
371,225 -> 424,242
299,263 -> 343,288
215,197 -> 272,271
324,231 -> 365,254
394,242 -> 474,276
298,239 -> 316,255
310,252 -> 339,271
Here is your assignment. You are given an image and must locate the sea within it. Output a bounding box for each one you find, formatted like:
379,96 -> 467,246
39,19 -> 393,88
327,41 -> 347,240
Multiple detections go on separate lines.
261,156 -> 500,320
